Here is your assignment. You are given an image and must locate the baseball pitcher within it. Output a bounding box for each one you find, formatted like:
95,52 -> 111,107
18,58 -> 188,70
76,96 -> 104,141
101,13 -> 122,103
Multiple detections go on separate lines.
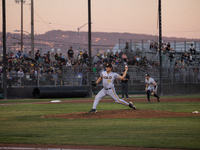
89,63 -> 136,113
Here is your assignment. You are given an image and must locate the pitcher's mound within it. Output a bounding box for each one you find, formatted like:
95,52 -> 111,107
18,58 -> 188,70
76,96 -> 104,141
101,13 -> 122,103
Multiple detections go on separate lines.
42,109 -> 200,119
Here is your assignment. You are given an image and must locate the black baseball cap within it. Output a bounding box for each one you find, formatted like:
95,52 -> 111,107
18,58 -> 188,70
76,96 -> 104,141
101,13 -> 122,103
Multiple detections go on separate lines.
145,74 -> 150,77
106,63 -> 112,68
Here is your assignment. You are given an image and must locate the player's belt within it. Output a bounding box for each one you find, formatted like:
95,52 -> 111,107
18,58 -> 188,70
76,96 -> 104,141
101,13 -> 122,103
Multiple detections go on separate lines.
105,88 -> 112,90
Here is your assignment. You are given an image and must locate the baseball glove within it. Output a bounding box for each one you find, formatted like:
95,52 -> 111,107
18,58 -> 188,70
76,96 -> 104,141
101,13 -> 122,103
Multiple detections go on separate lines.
151,90 -> 156,96
91,81 -> 97,87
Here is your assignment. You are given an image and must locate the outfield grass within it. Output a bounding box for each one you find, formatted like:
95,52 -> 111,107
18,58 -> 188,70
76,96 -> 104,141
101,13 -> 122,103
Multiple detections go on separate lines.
0,101 -> 200,149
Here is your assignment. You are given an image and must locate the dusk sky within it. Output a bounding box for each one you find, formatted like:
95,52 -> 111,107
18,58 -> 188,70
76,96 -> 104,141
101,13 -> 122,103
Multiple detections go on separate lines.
1,0 -> 200,39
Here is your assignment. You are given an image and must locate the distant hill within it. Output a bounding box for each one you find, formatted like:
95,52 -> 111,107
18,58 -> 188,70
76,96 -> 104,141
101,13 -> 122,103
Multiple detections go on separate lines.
1,30 -> 199,56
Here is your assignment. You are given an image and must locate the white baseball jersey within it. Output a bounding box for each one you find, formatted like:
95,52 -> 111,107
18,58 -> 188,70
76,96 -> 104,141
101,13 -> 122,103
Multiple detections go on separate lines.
92,71 -> 129,109
145,77 -> 157,92
101,71 -> 119,89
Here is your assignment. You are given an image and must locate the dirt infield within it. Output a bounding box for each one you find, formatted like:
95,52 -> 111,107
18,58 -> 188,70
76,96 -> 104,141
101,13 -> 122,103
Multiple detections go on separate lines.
42,109 -> 200,119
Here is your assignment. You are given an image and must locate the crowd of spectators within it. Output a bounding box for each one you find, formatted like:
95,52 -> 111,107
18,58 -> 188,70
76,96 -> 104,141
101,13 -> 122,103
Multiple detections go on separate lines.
0,43 -> 199,87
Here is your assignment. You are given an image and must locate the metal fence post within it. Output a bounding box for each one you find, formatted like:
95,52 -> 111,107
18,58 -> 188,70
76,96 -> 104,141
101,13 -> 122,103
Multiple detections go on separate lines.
184,41 -> 186,52
62,66 -> 64,86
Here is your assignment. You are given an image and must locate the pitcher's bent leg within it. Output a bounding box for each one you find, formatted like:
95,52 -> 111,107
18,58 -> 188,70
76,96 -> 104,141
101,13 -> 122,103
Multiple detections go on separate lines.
92,88 -> 106,109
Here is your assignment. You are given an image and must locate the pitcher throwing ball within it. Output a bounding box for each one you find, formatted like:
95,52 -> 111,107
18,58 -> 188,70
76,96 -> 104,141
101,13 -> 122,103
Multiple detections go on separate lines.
89,64 -> 136,113
145,74 -> 160,102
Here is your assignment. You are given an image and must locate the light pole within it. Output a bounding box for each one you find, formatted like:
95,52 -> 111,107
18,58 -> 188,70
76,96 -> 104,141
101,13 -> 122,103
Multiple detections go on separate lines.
14,0 -> 26,53
78,22 -> 92,54
14,29 -> 31,56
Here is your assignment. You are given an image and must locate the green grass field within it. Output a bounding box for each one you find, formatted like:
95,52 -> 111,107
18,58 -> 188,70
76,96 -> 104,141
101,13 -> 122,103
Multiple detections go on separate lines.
0,95 -> 200,149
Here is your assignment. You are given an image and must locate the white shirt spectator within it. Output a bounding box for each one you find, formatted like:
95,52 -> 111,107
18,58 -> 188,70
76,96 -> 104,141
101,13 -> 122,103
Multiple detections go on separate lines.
18,69 -> 24,78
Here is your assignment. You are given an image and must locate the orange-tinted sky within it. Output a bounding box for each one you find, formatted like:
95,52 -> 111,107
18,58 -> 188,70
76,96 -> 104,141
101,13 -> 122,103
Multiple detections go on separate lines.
1,0 -> 200,39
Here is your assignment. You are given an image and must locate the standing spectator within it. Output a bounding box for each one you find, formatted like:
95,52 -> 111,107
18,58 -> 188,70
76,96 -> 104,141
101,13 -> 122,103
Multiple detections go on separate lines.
68,46 -> 74,60
125,42 -> 129,50
35,50 -> 40,58
35,53 -> 40,60
83,51 -> 89,62
120,70 -> 130,99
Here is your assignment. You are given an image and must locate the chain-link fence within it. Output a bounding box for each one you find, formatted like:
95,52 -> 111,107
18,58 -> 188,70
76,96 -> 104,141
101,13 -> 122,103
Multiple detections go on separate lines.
1,63 -> 200,89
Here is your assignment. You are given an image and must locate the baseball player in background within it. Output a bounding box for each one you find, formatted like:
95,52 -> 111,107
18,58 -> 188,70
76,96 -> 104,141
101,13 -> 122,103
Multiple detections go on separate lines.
89,63 -> 136,113
145,74 -> 160,102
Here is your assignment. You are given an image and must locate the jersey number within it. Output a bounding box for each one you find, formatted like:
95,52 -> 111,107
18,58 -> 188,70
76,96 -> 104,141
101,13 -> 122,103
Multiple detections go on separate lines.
107,79 -> 111,83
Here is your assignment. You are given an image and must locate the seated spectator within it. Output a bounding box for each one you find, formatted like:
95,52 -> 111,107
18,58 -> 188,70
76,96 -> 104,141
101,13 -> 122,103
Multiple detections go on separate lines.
141,56 -> 148,66
66,60 -> 72,67
10,67 -> 17,85
16,51 -> 22,59
189,53 -> 194,64
174,65 -> 180,81
57,70 -> 62,86
30,70 -> 36,85
109,52 -> 115,62
115,51 -> 120,59
6,69 -> 12,86
38,55 -> 45,64
165,43 -> 173,51
28,51 -> 32,58
115,59 -> 120,66
132,57 -> 138,65
121,53 -> 128,62
55,53 -> 59,61
77,51 -> 83,61
46,71 -> 54,85
150,43 -> 154,50
184,53 -> 189,63
101,53 -> 107,59
18,68 -> 24,84
154,42 -> 158,52
93,54 -> 100,64
127,59 -> 134,66
50,53 -> 56,63
189,44 -> 196,54
194,66 -> 199,72
169,52 -> 174,62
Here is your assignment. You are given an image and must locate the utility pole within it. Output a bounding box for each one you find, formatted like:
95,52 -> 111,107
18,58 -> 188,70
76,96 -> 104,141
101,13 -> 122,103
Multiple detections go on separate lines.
158,0 -> 162,95
21,0 -> 23,53
31,0 -> 34,59
2,0 -> 7,99
88,0 -> 92,97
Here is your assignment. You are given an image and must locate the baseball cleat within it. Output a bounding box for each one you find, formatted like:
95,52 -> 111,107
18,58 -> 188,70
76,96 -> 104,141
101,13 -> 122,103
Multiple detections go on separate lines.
157,98 -> 160,102
88,109 -> 97,113
147,100 -> 150,102
129,102 -> 136,110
